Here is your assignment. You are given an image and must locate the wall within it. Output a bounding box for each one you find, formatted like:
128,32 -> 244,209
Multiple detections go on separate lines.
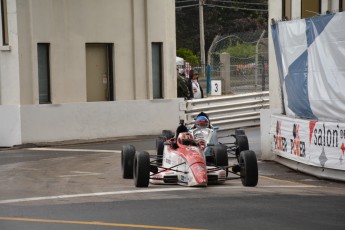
14,98 -> 183,145
0,105 -> 21,146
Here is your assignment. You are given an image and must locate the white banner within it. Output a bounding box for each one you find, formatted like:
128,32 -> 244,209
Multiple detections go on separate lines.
271,12 -> 345,122
271,114 -> 345,171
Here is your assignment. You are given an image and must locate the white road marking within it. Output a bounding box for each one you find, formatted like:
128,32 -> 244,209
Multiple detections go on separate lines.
58,173 -> 102,178
0,187 -> 200,204
0,185 -> 320,204
26,147 -> 121,153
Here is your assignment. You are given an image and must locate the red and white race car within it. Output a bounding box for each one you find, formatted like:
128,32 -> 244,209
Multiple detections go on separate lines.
121,121 -> 258,188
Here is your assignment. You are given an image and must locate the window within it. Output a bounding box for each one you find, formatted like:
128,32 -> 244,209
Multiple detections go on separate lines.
37,43 -> 51,104
152,43 -> 163,99
282,0 -> 291,20
301,0 -> 321,18
1,0 -> 9,45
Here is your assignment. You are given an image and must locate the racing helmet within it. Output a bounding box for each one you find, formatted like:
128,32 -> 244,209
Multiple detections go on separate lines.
195,116 -> 209,128
177,132 -> 196,146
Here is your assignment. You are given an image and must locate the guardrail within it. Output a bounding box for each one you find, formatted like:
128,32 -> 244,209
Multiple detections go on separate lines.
185,91 -> 269,131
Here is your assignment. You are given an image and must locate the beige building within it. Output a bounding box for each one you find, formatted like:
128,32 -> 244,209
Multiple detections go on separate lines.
0,0 -> 183,146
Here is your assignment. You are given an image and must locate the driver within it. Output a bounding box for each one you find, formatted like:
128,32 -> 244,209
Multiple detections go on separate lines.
190,112 -> 212,129
177,132 -> 197,146
195,116 -> 209,129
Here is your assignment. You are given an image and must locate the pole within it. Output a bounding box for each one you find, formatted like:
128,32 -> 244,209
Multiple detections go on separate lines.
199,0 -> 205,78
255,30 -> 265,91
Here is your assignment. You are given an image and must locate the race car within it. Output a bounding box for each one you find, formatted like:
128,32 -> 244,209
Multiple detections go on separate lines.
121,120 -> 258,188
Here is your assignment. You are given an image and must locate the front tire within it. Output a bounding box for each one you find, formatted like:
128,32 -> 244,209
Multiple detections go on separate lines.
133,151 -> 150,187
121,144 -> 135,179
239,150 -> 258,187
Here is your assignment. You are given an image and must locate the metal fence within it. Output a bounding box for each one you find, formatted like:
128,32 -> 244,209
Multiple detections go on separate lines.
206,30 -> 269,95
185,91 -> 269,131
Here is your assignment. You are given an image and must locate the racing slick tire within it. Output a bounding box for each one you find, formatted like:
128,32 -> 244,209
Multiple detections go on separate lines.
235,129 -> 245,136
162,130 -> 173,139
134,151 -> 150,187
214,144 -> 228,167
156,136 -> 166,164
239,150 -> 258,187
235,135 -> 249,160
121,144 -> 136,179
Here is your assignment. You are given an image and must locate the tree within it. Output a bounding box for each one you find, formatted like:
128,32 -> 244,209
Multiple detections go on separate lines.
177,48 -> 199,66
175,0 -> 268,62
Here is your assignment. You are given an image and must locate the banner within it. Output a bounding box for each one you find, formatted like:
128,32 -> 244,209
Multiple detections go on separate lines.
271,12 -> 345,122
271,114 -> 345,171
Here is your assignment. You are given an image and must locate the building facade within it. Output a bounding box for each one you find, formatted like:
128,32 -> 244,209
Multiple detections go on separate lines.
0,0 -> 182,146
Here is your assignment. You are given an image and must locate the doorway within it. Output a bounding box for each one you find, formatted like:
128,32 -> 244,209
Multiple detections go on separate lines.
86,44 -> 114,101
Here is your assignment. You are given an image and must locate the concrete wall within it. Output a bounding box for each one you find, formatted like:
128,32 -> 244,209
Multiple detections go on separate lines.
20,99 -> 185,144
0,98 -> 185,146
0,105 -> 21,146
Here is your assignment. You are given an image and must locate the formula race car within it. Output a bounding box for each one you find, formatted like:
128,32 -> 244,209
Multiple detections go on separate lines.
121,119 -> 259,188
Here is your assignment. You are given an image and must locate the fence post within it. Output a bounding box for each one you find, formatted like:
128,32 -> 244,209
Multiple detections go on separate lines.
255,30 -> 266,91
206,64 -> 211,95
220,53 -> 231,95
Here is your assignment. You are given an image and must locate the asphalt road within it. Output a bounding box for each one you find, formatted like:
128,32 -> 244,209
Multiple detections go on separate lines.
0,130 -> 344,230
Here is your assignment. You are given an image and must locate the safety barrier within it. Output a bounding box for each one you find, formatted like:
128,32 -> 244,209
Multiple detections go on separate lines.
185,91 -> 269,131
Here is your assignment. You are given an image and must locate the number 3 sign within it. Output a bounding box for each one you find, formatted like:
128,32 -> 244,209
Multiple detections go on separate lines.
211,80 -> 222,96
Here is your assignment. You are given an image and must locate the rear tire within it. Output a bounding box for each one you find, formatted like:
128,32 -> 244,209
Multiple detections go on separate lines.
134,151 -> 150,187
235,129 -> 245,136
214,144 -> 228,167
239,150 -> 258,187
121,144 -> 135,179
235,135 -> 249,159
162,130 -> 173,139
156,136 -> 166,164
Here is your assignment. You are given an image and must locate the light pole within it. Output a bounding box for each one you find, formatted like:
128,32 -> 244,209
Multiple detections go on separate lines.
199,0 -> 205,77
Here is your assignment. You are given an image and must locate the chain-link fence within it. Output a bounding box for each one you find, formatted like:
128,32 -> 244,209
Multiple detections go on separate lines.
205,30 -> 269,95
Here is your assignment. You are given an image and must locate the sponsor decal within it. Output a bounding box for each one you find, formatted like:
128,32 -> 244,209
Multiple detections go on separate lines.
185,147 -> 199,151
312,123 -> 340,148
273,120 -> 287,152
291,123 -> 305,157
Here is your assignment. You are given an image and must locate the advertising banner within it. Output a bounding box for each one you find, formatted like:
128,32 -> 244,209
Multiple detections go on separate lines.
271,114 -> 345,171
271,12 -> 345,122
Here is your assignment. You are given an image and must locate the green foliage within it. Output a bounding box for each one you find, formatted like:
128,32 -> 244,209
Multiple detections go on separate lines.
175,0 -> 268,56
176,48 -> 199,66
224,42 -> 257,58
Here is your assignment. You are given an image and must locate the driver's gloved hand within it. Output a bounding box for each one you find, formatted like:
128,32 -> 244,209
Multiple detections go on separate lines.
171,142 -> 179,149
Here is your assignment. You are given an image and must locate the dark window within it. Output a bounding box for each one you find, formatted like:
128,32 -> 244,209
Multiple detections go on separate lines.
301,0 -> 321,18
37,43 -> 51,104
1,0 -> 9,45
282,0 -> 291,20
152,43 -> 163,99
